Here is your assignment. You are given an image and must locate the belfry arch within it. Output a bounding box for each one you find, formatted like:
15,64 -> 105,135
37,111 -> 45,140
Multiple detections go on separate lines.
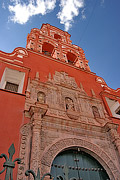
66,52 -> 77,65
42,42 -> 54,56
41,137 -> 120,180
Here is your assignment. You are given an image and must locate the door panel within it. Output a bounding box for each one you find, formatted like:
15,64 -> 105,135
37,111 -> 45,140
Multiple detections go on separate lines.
51,149 -> 110,180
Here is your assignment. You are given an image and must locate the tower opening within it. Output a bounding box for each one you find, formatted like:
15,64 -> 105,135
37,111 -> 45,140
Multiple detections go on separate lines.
42,42 -> 54,56
54,34 -> 62,40
66,52 -> 77,65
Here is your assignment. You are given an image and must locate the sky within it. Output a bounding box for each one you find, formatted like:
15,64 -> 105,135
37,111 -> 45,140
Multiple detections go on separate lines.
0,0 -> 120,90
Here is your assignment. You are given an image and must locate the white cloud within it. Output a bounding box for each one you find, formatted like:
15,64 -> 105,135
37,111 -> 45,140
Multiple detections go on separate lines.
57,0 -> 85,31
81,8 -> 86,19
8,0 -> 56,24
2,2 -> 6,9
8,0 -> 85,31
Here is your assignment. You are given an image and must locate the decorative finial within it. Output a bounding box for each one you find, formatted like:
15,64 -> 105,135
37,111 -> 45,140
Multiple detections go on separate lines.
91,89 -> 96,97
35,72 -> 40,81
0,144 -> 21,180
25,168 -> 52,180
80,82 -> 87,95
80,82 -> 84,91
48,73 -> 52,82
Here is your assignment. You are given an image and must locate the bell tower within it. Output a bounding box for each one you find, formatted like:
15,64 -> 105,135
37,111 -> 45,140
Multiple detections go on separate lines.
26,23 -> 90,71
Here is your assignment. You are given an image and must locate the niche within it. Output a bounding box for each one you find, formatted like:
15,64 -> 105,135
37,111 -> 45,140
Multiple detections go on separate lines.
37,91 -> 46,103
92,106 -> 100,118
65,97 -> 75,111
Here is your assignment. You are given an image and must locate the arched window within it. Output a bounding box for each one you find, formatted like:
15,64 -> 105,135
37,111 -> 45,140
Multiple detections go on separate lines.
65,97 -> 75,111
42,42 -> 54,56
37,91 -> 46,103
66,52 -> 77,65
92,106 -> 100,118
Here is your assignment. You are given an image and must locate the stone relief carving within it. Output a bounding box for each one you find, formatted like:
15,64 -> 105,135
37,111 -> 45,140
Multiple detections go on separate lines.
107,124 -> 120,156
79,98 -> 91,113
30,130 -> 40,176
26,71 -> 108,125
22,71 -> 120,180
17,123 -> 31,180
95,138 -> 119,163
51,71 -> 78,89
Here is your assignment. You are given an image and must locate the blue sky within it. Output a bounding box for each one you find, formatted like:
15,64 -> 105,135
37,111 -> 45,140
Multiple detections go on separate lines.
0,0 -> 120,90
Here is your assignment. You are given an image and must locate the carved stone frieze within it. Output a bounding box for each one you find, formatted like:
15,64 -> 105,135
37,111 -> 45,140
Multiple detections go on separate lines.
66,110 -> 79,119
47,108 -> 58,116
58,110 -> 67,117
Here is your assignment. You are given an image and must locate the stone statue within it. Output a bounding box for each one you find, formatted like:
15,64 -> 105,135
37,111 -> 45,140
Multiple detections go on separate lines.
92,106 -> 100,118
65,97 -> 75,111
37,92 -> 45,103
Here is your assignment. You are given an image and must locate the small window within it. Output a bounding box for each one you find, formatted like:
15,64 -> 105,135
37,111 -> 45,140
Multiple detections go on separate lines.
105,97 -> 120,118
5,82 -> 18,92
115,106 -> 120,115
0,68 -> 25,93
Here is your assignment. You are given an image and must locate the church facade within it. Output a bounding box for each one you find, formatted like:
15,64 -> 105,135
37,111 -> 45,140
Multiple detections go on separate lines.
0,24 -> 120,180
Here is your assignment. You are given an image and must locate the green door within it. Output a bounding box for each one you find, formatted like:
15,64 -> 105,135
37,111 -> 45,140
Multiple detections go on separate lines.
51,149 -> 110,180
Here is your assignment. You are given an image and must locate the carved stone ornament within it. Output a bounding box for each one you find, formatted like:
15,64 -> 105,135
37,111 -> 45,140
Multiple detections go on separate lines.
15,47 -> 28,58
66,110 -> 79,120
50,71 -> 78,89
104,122 -> 120,156
29,103 -> 49,118
17,123 -> 31,180
20,123 -> 31,136
96,77 -> 106,85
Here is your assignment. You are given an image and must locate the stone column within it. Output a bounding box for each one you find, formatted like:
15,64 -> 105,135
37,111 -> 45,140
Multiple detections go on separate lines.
29,103 -> 48,178
105,123 -> 120,157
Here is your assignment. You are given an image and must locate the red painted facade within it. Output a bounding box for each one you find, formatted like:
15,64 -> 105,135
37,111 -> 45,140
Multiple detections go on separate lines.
0,24 -> 120,179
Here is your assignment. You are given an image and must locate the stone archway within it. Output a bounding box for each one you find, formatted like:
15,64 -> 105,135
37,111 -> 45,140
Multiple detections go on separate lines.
41,137 -> 120,180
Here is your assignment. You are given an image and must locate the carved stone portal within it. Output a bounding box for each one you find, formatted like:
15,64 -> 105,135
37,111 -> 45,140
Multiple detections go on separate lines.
41,137 -> 120,180
21,71 -> 120,180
